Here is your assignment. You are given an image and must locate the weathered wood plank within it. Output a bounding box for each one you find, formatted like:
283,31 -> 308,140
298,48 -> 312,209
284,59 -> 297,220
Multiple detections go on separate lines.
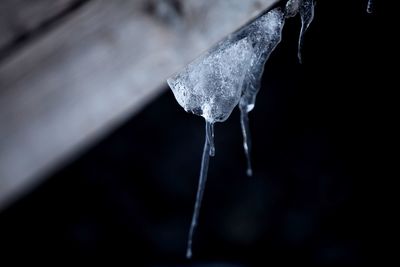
0,0 -> 278,210
0,0 -> 82,51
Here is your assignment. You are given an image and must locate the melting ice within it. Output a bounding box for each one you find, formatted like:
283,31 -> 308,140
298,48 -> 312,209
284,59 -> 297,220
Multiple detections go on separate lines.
285,0 -> 315,63
167,1 -> 316,259
165,0 -> 375,259
168,32 -> 255,259
167,38 -> 254,124
298,0 -> 315,63
237,9 -> 285,176
168,7 -> 285,258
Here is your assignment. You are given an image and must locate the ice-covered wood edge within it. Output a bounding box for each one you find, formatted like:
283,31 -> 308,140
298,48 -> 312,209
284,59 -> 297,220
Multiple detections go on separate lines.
0,0 -> 278,210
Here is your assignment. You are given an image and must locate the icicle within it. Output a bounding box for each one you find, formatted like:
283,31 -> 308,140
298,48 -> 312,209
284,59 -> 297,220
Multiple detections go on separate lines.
168,36 -> 254,258
240,105 -> 253,176
186,121 -> 212,259
167,0 -> 373,259
207,122 -> 215,156
167,7 -> 286,259
298,0 -> 315,64
238,9 -> 285,175
367,0 -> 373,13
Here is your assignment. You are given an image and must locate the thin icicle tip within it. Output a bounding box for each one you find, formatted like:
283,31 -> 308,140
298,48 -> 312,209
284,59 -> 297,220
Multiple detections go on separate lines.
186,121 -> 213,259
240,107 -> 253,177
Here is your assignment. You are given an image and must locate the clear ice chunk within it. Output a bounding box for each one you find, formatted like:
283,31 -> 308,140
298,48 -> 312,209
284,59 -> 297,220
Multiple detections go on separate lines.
237,9 -> 285,176
167,37 -> 255,124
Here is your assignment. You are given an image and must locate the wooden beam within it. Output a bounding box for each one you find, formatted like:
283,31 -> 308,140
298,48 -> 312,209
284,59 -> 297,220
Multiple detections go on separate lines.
0,0 -> 82,51
0,0 -> 278,210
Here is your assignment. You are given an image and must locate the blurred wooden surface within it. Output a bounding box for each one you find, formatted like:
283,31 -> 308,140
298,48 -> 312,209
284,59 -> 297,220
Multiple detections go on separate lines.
0,0 -> 82,51
0,0 -> 277,210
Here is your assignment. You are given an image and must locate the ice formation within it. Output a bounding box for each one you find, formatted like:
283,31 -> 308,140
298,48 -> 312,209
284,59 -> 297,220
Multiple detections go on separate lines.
285,0 -> 315,63
168,33 -> 256,259
168,7 -> 285,258
168,38 -> 255,124
237,9 -> 285,176
298,0 -> 315,63
166,0 -> 374,259
185,121 -> 213,259
285,0 -> 301,18
167,0 -> 318,259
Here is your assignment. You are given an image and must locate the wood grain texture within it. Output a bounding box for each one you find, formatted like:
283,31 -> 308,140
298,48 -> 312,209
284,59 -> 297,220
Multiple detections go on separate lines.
0,0 -> 82,50
0,0 -> 278,210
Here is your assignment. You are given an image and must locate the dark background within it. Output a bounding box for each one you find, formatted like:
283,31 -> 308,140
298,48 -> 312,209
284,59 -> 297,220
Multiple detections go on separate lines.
0,0 -> 388,265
